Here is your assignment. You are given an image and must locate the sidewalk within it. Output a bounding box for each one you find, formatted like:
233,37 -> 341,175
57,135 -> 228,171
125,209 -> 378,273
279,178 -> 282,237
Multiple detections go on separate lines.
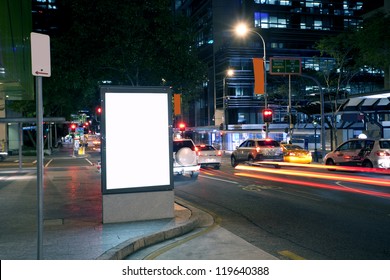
0,146 -> 276,260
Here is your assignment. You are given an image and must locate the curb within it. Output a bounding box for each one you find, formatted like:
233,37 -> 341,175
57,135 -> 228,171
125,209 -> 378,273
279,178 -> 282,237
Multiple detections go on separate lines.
96,199 -> 204,260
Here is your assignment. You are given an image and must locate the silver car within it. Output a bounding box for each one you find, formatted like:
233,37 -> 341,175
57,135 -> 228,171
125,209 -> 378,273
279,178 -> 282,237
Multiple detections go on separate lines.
231,138 -> 284,167
324,138 -> 390,169
196,144 -> 222,169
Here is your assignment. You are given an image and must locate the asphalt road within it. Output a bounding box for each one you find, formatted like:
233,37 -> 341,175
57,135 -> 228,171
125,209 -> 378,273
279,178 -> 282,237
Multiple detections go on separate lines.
174,160 -> 390,260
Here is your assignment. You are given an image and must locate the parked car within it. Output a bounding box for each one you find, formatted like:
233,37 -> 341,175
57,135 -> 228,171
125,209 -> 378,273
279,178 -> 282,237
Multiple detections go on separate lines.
324,138 -> 390,169
196,144 -> 222,169
173,139 -> 200,179
281,144 -> 312,164
231,138 -> 284,167
86,134 -> 100,148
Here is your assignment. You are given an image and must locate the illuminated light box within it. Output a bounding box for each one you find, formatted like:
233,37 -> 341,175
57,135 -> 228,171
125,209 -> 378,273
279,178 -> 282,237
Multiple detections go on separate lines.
100,86 -> 173,194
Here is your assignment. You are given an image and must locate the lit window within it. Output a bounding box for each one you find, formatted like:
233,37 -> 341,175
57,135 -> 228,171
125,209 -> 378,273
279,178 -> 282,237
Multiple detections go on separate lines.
306,0 -> 313,8
254,12 -> 269,28
314,20 -> 322,30
280,1 -> 291,5
313,1 -> 321,7
269,16 -> 278,28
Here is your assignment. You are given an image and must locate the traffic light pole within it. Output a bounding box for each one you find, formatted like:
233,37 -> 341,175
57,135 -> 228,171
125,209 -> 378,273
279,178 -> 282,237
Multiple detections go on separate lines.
301,74 -> 326,159
288,74 -> 293,143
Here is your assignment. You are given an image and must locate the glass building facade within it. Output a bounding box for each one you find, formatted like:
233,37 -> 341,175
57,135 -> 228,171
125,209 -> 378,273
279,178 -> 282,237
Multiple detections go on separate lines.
175,0 -> 386,151
176,0 -> 384,125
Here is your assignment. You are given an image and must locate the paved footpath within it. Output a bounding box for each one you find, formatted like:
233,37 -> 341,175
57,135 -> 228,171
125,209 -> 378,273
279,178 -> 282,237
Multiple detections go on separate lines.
0,147 -> 276,260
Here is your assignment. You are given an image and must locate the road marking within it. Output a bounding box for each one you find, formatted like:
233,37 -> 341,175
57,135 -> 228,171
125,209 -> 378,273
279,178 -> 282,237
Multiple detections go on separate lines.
199,175 -> 239,184
241,184 -> 281,192
45,159 -> 53,167
278,250 -> 306,260
85,158 -> 94,166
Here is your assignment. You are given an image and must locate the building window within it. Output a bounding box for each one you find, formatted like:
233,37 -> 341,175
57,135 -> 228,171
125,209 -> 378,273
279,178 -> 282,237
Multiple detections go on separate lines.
255,13 -> 288,29
314,20 -> 322,30
254,0 -> 291,5
271,42 -> 284,49
344,18 -> 362,29
254,12 -> 269,28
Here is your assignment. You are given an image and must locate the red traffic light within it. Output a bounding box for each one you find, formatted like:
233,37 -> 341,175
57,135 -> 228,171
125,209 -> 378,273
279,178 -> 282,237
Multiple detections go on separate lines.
179,122 -> 186,131
262,109 -> 273,123
70,123 -> 77,130
97,107 -> 102,114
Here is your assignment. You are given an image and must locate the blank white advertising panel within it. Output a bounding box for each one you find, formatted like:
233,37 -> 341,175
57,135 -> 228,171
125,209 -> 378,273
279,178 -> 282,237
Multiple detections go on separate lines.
101,87 -> 173,193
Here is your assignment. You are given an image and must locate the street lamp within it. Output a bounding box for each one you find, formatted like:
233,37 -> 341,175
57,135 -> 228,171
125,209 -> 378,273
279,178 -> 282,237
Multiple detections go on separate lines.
235,22 -> 268,136
223,69 -> 234,130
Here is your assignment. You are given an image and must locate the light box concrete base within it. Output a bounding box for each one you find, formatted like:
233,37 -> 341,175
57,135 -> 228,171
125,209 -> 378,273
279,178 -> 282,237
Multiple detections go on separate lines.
102,190 -> 174,223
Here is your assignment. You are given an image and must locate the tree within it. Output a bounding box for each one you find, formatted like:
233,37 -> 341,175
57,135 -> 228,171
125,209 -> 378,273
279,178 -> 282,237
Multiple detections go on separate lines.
315,30 -> 361,149
355,11 -> 390,89
9,0 -> 206,120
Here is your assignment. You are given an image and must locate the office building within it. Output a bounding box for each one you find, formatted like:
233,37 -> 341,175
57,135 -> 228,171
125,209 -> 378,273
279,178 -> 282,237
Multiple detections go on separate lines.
174,0 -> 387,150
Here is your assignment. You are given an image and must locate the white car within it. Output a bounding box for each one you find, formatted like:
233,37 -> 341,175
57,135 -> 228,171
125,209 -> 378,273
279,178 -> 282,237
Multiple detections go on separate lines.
324,138 -> 390,169
173,139 -> 200,179
196,144 -> 222,169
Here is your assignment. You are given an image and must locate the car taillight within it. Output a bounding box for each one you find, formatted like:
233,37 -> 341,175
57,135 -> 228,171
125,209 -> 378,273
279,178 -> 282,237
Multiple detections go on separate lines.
376,150 -> 390,157
217,150 -> 222,156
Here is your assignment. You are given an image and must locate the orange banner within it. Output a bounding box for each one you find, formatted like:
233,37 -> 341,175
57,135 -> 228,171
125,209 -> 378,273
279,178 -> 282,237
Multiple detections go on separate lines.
253,58 -> 265,94
174,93 -> 181,115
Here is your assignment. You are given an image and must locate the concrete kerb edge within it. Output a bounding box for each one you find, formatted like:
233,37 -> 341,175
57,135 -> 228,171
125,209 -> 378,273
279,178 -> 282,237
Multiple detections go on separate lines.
96,198 -> 203,260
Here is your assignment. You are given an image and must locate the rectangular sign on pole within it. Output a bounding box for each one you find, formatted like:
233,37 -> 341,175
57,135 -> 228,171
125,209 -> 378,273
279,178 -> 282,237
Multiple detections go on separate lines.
31,32 -> 51,77
270,57 -> 301,75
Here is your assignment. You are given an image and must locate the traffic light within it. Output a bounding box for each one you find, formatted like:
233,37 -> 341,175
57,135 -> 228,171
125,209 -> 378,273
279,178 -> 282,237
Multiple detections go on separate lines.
179,122 -> 186,132
262,109 -> 273,123
70,123 -> 77,132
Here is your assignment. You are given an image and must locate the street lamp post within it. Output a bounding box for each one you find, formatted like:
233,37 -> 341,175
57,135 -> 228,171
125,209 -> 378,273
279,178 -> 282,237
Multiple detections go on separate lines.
235,23 -> 268,136
223,69 -> 234,130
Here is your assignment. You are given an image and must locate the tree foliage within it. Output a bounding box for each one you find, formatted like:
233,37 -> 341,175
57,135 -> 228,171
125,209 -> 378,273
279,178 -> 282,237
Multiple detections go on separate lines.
10,0 -> 206,119
356,12 -> 390,71
314,11 -> 390,148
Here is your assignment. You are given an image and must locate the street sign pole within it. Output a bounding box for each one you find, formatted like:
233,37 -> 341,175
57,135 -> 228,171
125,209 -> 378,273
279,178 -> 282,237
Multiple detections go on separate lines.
36,75 -> 44,260
270,57 -> 301,142
31,32 -> 51,260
